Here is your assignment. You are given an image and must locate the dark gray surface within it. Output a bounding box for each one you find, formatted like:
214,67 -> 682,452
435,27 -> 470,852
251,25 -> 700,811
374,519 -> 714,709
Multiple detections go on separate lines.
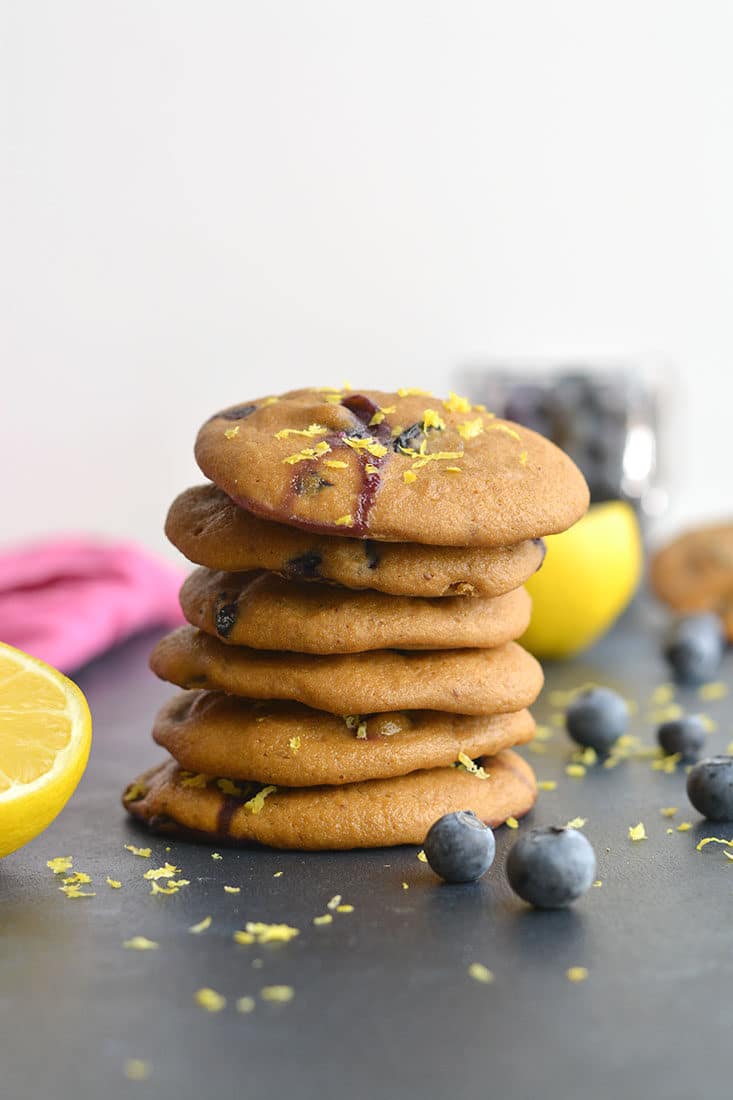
3,600 -> 733,1100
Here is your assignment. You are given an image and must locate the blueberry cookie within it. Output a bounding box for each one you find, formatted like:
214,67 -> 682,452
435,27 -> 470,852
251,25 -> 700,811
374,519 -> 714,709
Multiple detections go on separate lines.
194,388 -> 589,546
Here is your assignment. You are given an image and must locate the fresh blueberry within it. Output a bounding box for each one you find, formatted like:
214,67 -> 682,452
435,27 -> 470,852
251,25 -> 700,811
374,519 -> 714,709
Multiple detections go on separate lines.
657,715 -> 706,762
664,614 -> 724,686
424,810 -> 495,883
565,687 -> 629,752
687,756 -> 733,821
506,826 -> 597,909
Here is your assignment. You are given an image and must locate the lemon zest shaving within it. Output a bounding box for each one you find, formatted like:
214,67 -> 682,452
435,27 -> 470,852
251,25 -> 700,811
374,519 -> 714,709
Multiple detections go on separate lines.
486,422 -> 522,442
236,996 -> 256,1014
660,807 -> 678,817
313,914 -> 333,926
224,426 -> 239,439
422,408 -> 446,431
402,881 -> 409,890
336,904 -> 354,913
288,736 -> 301,754
457,418 -> 483,440
505,817 -> 519,829
676,822 -> 693,832
403,470 -> 417,484
260,985 -> 294,1003
445,466 -> 462,473
397,387 -> 432,397
334,514 -> 353,527
443,392 -> 471,413
63,871 -> 92,885
323,459 -> 348,469
47,856 -> 73,874
106,878 -> 122,889
179,772 -> 208,789
456,752 -> 489,779
283,441 -> 332,464
538,780 -> 557,791
143,863 -> 181,881
411,449 -> 464,470
468,963 -> 494,983
326,894 -> 342,910
274,424 -> 328,440
566,967 -> 589,983
124,844 -> 152,858
194,988 -> 226,1013
566,764 -> 586,778
224,886 -> 241,894
188,916 -> 212,934
244,785 -> 277,814
123,936 -> 158,950
629,823 -> 647,841
417,850 -> 428,863
217,778 -> 243,797
698,681 -> 728,701
124,1060 -> 149,1081
243,922 -> 299,944
565,817 -> 587,829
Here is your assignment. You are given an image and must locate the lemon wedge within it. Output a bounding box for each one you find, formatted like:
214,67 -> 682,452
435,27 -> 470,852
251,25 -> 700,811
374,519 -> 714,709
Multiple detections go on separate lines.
0,641 -> 92,857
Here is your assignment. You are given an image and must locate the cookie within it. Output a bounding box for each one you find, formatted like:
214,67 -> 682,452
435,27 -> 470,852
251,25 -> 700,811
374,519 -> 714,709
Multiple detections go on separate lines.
153,690 -> 536,785
179,567 -> 532,653
651,523 -> 733,637
123,749 -> 537,849
166,485 -> 547,598
194,388 -> 589,546
150,627 -> 544,716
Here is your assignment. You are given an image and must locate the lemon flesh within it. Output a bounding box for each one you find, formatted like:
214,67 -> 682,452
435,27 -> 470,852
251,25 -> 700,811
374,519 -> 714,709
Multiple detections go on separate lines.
521,500 -> 643,660
0,641 -> 92,857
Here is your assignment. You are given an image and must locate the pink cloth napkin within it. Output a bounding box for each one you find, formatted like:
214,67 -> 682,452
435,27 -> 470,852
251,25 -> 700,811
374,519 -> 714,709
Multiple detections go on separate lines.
0,537 -> 186,673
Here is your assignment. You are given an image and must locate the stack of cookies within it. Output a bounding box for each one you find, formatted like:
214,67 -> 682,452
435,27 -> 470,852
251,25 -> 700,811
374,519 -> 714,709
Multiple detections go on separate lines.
123,388 -> 588,849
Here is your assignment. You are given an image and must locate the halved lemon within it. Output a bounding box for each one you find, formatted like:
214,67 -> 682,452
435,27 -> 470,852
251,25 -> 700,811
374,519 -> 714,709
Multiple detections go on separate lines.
0,641 -> 92,858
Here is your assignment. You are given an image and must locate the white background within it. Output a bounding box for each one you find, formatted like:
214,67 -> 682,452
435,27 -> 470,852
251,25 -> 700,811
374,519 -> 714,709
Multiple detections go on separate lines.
2,1 -> 731,558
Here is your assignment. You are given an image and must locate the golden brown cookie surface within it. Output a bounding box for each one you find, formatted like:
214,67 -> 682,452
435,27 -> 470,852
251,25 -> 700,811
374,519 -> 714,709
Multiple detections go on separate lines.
150,627 -> 544,715
651,523 -> 733,637
166,485 -> 546,597
179,567 -> 532,653
123,749 -> 537,849
194,389 -> 589,546
153,690 -> 536,785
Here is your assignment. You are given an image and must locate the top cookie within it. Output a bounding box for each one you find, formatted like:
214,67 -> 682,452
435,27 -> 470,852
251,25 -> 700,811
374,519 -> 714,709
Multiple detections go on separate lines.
195,387 -> 589,546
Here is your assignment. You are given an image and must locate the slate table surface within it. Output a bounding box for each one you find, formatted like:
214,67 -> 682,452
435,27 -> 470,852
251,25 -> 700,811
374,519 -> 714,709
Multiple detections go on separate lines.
3,597 -> 733,1100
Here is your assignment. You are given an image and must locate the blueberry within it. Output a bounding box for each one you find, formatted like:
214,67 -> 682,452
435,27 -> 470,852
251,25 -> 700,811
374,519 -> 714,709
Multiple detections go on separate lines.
687,756 -> 733,821
506,826 -> 597,909
657,715 -> 706,762
424,810 -> 495,883
565,687 -> 629,752
664,613 -> 724,685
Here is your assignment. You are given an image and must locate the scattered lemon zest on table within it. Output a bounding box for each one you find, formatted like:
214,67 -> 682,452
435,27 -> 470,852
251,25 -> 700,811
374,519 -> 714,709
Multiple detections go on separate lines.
60,885 -> 96,898
336,904 -> 354,914
123,936 -> 158,951
224,886 -> 241,894
273,871 -> 283,878
660,807 -> 678,818
629,823 -> 647,841
106,877 -> 122,889
566,764 -> 586,778
698,714 -> 717,732
593,880 -> 603,888
63,871 -> 92,885
143,863 -> 180,881
47,856 -> 73,874
211,852 -> 223,861
313,914 -> 333,926
402,882 -> 409,890
468,963 -> 494,984
573,746 -> 597,766
194,988 -> 226,1013
534,725 -> 552,741
242,922 -> 300,944
651,752 -> 681,774
538,780 -> 557,791
565,818 -> 587,829
124,1060 -> 150,1081
698,681 -> 728,701
505,817 -> 519,829
261,985 -> 295,1003
327,894 -> 342,910
236,996 -> 256,1014
696,836 -> 733,851
189,916 -> 212,934
234,930 -> 255,945
724,851 -> 733,862
676,822 -> 693,832
150,879 -> 189,896
566,967 -> 589,983
417,850 -> 428,863
124,845 -> 151,858
651,683 -> 675,705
